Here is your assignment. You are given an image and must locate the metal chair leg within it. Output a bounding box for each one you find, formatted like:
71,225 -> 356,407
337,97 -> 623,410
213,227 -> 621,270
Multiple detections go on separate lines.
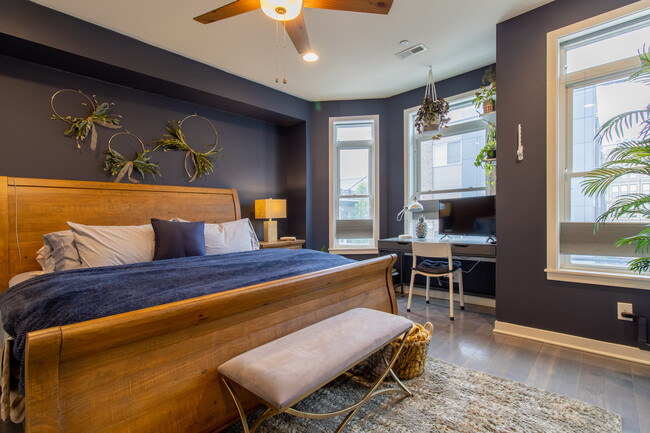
425,276 -> 430,304
457,269 -> 465,310
448,271 -> 454,321
407,270 -> 416,312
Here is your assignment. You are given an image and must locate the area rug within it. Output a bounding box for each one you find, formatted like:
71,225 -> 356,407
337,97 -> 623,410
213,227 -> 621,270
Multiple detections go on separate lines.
222,357 -> 622,433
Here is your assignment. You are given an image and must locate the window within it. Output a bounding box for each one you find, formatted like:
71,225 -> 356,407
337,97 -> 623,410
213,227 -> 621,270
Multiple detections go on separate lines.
329,116 -> 379,253
404,91 -> 492,237
547,2 -> 650,289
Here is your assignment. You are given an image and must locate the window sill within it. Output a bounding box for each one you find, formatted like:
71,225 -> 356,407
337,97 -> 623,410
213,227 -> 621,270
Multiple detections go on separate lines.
329,248 -> 378,255
545,268 -> 650,290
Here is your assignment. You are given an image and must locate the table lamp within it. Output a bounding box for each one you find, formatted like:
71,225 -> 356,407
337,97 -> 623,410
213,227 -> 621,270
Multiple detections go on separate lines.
255,198 -> 287,242
396,196 -> 424,239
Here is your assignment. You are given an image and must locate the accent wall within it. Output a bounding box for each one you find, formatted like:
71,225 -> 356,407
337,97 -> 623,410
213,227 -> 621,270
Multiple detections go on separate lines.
495,0 -> 647,348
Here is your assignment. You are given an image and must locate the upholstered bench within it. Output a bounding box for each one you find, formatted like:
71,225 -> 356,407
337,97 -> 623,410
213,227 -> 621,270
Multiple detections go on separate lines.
218,308 -> 414,433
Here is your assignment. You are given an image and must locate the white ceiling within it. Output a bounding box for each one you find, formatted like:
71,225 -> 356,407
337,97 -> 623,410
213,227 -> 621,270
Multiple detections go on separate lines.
31,0 -> 554,102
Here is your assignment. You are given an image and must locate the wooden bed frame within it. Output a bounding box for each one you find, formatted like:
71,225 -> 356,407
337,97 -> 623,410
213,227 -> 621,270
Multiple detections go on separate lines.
0,176 -> 397,433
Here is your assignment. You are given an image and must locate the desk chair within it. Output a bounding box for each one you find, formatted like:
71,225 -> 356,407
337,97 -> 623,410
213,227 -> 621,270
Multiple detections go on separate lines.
406,242 -> 464,320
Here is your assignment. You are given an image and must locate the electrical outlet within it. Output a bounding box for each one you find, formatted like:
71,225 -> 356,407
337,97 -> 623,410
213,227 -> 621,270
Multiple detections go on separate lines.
617,302 -> 633,321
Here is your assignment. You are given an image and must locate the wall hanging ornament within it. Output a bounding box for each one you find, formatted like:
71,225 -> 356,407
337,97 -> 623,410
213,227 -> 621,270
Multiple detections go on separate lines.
50,89 -> 122,150
155,114 -> 222,182
104,131 -> 161,183
414,67 -> 450,139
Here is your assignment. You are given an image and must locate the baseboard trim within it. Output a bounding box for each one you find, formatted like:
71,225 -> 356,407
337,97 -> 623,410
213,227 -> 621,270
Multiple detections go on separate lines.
494,320 -> 650,365
401,285 -> 496,308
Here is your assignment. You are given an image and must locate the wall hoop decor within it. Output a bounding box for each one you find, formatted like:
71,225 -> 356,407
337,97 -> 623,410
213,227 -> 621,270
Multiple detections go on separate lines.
155,114 -> 222,182
50,89 -> 122,150
105,131 -> 161,183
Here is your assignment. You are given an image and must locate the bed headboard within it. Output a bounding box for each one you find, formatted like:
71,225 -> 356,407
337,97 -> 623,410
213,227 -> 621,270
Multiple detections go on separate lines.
0,176 -> 241,289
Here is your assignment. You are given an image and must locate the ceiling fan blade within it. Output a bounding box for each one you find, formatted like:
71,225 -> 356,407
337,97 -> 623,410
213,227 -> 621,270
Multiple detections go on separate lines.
303,0 -> 393,14
285,12 -> 311,55
194,0 -> 260,24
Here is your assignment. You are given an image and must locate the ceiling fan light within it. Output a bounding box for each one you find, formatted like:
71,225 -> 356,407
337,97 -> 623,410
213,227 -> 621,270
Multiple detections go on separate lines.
302,52 -> 318,62
261,0 -> 303,21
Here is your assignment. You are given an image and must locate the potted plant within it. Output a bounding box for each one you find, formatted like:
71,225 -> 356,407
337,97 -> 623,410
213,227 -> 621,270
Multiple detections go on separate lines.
473,66 -> 496,114
474,122 -> 497,184
414,67 -> 450,137
414,95 -> 450,135
581,48 -> 650,273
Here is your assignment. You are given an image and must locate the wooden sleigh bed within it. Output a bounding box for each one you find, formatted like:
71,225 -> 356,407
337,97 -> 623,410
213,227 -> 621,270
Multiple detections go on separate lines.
0,176 -> 397,433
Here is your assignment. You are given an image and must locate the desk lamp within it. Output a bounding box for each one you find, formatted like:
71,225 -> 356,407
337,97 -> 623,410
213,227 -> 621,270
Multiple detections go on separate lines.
396,196 -> 424,239
255,198 -> 286,242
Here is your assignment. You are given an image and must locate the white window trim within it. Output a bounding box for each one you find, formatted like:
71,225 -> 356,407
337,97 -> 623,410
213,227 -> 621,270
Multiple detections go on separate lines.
329,115 -> 380,255
403,90 -> 488,235
546,0 -> 650,290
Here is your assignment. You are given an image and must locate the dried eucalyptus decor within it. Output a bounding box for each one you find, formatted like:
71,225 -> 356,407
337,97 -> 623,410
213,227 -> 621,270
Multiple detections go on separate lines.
50,89 -> 122,150
104,131 -> 160,183
155,114 -> 222,182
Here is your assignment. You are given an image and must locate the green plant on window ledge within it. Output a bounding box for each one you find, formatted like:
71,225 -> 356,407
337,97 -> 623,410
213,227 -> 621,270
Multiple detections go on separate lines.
474,122 -> 497,184
472,66 -> 497,114
581,48 -> 650,274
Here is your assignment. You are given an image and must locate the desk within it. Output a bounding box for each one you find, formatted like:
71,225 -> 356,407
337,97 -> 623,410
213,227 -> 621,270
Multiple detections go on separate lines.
378,237 -> 496,294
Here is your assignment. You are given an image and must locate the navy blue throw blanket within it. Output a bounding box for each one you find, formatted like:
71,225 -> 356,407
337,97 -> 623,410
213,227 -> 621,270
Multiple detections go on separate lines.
0,249 -> 353,394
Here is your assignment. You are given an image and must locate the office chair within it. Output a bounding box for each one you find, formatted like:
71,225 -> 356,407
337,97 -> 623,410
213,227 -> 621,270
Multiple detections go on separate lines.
406,241 -> 464,320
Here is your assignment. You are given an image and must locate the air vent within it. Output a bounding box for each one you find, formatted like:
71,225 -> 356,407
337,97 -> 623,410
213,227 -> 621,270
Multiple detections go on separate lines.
395,43 -> 428,60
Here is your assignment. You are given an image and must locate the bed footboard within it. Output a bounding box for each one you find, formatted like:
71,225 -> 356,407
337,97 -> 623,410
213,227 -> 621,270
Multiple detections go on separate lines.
24,254 -> 397,433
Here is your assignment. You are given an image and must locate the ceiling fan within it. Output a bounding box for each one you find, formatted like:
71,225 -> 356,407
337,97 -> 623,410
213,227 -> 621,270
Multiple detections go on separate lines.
194,0 -> 394,60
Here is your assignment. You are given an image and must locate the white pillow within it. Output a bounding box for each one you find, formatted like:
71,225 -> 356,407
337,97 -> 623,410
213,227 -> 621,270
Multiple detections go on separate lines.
204,219 -> 259,255
171,218 -> 259,254
41,230 -> 83,272
68,222 -> 155,268
36,245 -> 55,273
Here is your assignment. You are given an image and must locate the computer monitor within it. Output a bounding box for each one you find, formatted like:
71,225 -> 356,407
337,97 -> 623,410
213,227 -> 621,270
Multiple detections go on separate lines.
438,196 -> 496,236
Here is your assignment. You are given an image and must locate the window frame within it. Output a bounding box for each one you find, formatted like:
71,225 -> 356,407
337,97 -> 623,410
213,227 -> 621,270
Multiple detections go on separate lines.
403,90 -> 491,236
546,0 -> 650,290
328,115 -> 380,254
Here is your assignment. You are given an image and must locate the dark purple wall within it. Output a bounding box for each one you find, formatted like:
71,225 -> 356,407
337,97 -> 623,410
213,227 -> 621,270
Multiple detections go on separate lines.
0,0 -> 312,241
496,0 -> 648,347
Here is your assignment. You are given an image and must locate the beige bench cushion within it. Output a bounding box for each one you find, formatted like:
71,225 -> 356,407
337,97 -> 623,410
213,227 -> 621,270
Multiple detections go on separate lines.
218,308 -> 413,411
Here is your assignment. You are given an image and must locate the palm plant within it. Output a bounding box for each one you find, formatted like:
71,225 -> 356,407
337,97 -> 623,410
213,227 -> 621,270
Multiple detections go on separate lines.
581,48 -> 650,273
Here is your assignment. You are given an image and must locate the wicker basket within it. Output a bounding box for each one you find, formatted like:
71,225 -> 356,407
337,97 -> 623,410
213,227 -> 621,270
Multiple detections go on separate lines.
370,322 -> 433,380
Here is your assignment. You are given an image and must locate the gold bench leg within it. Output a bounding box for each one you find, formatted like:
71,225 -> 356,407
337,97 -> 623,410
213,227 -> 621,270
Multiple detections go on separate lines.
285,327 -> 413,432
221,327 -> 413,433
221,377 -> 279,433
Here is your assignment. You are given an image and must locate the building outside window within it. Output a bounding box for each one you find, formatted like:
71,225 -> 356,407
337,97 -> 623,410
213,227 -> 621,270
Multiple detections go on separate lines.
404,92 -> 492,236
329,116 -> 379,253
547,2 -> 650,288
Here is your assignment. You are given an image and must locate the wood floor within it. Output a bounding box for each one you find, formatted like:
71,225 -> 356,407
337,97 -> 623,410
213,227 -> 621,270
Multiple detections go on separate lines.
1,293 -> 648,432
400,293 -> 650,433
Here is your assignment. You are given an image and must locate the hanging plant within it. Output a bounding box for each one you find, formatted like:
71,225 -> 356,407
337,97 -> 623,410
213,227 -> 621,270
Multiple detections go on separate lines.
414,68 -> 450,138
104,131 -> 161,183
50,89 -> 122,150
155,114 -> 222,182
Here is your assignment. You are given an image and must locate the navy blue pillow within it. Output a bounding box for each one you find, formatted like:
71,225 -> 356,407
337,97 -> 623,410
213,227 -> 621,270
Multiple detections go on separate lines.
151,218 -> 206,261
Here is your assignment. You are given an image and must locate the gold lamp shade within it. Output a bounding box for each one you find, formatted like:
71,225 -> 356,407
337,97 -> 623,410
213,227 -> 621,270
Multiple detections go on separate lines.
255,199 -> 286,242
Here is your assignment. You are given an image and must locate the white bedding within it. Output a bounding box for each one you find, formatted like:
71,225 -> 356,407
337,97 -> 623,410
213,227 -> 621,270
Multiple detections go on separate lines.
8,271 -> 46,289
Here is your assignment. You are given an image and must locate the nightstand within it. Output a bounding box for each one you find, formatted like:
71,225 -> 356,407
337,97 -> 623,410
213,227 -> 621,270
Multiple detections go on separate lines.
259,239 -> 305,249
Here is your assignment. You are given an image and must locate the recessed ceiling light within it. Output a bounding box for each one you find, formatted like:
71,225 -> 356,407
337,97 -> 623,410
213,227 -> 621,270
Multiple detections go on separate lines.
303,52 -> 319,62
399,40 -> 410,46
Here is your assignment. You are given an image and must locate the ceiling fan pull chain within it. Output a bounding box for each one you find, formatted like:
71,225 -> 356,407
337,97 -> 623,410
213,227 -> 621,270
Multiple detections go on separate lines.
275,19 -> 279,83
282,19 -> 287,84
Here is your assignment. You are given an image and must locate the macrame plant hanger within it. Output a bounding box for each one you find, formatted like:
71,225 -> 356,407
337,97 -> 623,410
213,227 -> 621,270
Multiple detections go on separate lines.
424,66 -> 437,102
